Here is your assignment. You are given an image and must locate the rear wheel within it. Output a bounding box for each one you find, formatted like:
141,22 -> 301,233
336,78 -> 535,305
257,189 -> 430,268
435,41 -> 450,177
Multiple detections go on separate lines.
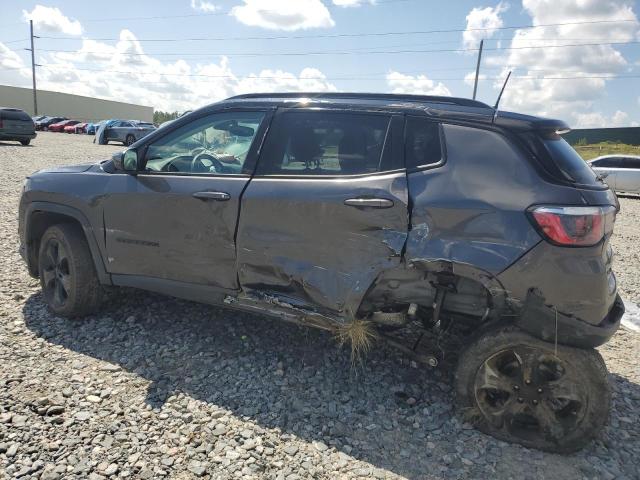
455,325 -> 610,453
125,134 -> 136,146
20,139 -> 30,146
38,223 -> 104,317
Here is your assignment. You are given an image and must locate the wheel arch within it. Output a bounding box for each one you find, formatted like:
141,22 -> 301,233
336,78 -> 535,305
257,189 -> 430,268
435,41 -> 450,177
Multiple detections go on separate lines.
358,259 -> 512,324
24,202 -> 111,285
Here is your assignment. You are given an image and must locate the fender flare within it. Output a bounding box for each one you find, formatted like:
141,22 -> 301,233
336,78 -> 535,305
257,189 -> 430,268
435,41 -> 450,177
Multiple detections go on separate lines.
24,201 -> 111,285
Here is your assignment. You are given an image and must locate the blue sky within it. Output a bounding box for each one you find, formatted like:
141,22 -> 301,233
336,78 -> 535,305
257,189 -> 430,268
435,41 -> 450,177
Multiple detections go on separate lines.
1,0 -> 639,127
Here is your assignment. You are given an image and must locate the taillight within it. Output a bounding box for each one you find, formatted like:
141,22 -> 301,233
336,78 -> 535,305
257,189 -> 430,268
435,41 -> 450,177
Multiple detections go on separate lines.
528,205 -> 616,247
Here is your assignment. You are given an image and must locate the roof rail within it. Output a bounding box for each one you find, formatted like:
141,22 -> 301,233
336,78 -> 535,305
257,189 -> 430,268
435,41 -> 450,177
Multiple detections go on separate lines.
226,92 -> 491,109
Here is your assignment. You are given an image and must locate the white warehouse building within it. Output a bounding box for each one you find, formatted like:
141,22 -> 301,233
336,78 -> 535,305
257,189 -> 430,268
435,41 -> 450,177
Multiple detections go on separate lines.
0,84 -> 153,122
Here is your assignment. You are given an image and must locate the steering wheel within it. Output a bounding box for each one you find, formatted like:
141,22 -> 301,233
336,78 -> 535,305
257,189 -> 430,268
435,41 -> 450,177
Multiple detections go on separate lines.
191,152 -> 225,173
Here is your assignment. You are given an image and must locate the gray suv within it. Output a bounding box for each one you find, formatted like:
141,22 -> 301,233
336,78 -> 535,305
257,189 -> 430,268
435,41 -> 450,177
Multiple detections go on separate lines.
18,93 -> 624,453
0,107 -> 36,145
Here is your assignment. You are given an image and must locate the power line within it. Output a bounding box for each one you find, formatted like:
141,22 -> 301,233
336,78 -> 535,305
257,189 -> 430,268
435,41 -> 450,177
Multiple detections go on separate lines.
27,64 -> 640,82
35,18 -> 640,42
33,40 -> 640,58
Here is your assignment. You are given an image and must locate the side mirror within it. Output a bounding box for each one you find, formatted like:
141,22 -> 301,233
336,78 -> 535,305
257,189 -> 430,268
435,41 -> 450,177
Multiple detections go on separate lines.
112,149 -> 138,172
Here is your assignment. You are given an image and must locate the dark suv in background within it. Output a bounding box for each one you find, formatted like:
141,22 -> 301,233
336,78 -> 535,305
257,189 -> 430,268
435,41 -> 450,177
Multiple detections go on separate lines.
18,93 -> 624,452
0,107 -> 36,145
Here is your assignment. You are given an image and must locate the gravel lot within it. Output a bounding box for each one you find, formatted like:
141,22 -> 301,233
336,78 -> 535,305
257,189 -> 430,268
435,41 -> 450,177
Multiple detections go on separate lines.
1,132 -> 639,480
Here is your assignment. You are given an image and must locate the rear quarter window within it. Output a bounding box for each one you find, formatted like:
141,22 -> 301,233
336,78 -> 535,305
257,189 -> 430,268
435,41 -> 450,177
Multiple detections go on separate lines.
542,136 -> 599,185
0,109 -> 32,121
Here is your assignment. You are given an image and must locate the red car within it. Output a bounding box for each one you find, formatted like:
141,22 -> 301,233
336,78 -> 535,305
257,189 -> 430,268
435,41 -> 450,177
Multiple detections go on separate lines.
49,120 -> 79,132
65,122 -> 87,134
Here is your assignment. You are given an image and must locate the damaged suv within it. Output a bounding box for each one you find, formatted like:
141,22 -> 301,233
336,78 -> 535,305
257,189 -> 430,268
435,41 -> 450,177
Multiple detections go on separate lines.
19,93 -> 624,452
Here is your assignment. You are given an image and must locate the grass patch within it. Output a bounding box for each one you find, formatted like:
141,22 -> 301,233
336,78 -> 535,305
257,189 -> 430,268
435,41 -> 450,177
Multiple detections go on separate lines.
573,142 -> 640,161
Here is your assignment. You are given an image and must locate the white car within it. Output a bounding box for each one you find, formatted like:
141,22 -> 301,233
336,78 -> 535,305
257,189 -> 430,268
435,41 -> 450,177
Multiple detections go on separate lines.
588,155 -> 640,194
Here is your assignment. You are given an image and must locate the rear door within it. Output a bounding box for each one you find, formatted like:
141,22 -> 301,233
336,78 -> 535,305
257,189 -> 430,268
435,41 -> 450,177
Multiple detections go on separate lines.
237,109 -> 408,316
614,157 -> 640,193
103,109 -> 271,289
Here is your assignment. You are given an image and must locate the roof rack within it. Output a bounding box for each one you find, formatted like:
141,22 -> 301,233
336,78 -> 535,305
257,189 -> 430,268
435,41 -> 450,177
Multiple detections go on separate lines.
227,92 -> 491,109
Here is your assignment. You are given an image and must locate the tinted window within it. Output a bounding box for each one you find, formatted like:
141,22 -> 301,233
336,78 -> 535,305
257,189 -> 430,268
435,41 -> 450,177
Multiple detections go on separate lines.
591,157 -> 623,168
257,111 -> 392,176
623,157 -> 640,169
543,137 -> 599,185
144,111 -> 265,175
0,108 -> 31,121
405,117 -> 443,168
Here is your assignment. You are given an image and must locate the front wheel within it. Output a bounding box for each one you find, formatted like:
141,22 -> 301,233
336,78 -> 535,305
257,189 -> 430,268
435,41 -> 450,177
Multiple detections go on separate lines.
38,223 -> 104,317
125,134 -> 136,146
455,325 -> 610,453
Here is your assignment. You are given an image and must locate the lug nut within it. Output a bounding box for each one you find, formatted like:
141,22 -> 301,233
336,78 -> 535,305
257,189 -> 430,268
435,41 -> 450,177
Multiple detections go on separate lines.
537,388 -> 543,394
517,397 -> 524,403
532,399 -> 539,405
513,385 -> 520,391
525,379 -> 531,385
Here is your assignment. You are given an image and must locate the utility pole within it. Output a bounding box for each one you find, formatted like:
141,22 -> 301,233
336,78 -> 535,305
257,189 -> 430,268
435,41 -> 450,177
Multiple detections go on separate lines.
472,39 -> 484,100
28,20 -> 38,115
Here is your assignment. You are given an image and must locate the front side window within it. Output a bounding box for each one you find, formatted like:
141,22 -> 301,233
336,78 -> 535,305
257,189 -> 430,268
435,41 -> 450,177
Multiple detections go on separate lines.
144,111 -> 265,175
256,111 -> 392,176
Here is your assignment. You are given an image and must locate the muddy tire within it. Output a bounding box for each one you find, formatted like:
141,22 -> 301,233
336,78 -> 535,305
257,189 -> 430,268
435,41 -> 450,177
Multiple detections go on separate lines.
455,325 -> 610,453
38,223 -> 104,317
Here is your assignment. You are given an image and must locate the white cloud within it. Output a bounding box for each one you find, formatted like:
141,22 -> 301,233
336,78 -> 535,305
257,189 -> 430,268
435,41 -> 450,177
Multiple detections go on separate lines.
22,5 -> 82,35
230,0 -> 335,30
190,0 -> 218,13
34,30 -> 336,112
463,3 -> 508,50
0,43 -> 26,70
573,110 -> 632,128
332,0 -> 375,6
484,0 -> 640,124
386,71 -> 451,96
464,70 -> 487,86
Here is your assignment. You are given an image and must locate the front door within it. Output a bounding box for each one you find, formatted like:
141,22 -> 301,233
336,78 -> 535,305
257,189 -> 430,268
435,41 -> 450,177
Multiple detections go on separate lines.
237,109 -> 408,316
103,110 -> 270,290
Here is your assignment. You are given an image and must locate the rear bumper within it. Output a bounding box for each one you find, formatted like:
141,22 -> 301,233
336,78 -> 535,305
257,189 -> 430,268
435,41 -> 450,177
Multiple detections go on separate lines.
515,290 -> 624,348
0,132 -> 36,141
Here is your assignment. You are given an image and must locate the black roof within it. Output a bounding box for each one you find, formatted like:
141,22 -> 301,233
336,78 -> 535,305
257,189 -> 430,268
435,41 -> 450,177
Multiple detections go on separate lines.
219,92 -> 570,132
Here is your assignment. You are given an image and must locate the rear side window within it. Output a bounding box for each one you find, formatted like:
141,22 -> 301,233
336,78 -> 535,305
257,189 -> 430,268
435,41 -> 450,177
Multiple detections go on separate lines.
543,137 -> 599,185
257,111 -> 392,176
404,117 -> 443,169
592,157 -> 623,168
0,108 -> 32,121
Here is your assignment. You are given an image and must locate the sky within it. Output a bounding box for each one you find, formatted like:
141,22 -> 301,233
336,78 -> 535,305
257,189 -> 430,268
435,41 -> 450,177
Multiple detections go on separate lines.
0,0 -> 639,127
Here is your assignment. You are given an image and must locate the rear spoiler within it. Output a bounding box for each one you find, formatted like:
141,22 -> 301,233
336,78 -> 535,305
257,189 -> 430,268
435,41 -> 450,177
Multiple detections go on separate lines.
494,111 -> 570,133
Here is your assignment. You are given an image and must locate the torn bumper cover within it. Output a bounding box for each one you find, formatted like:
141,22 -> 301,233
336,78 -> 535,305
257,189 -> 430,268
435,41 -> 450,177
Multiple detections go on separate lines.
516,289 -> 624,348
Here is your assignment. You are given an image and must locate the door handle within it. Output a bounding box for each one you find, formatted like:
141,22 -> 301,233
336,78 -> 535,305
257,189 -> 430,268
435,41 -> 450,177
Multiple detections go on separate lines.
193,191 -> 231,201
344,198 -> 394,208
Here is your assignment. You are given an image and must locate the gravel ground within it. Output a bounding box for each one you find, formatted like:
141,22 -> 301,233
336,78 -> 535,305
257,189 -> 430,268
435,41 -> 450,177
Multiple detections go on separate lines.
1,132 -> 639,480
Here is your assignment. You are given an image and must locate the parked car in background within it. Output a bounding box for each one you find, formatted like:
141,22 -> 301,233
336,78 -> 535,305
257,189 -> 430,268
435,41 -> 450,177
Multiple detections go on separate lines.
97,119 -> 156,145
19,92 -> 623,453
589,155 -> 640,194
35,116 -> 67,131
32,115 -> 47,123
65,122 -> 88,134
0,107 -> 36,145
49,120 -> 80,133
86,120 -> 107,135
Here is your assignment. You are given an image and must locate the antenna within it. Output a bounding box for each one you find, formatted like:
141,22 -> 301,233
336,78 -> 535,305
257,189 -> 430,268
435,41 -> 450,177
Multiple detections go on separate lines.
493,70 -> 512,121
